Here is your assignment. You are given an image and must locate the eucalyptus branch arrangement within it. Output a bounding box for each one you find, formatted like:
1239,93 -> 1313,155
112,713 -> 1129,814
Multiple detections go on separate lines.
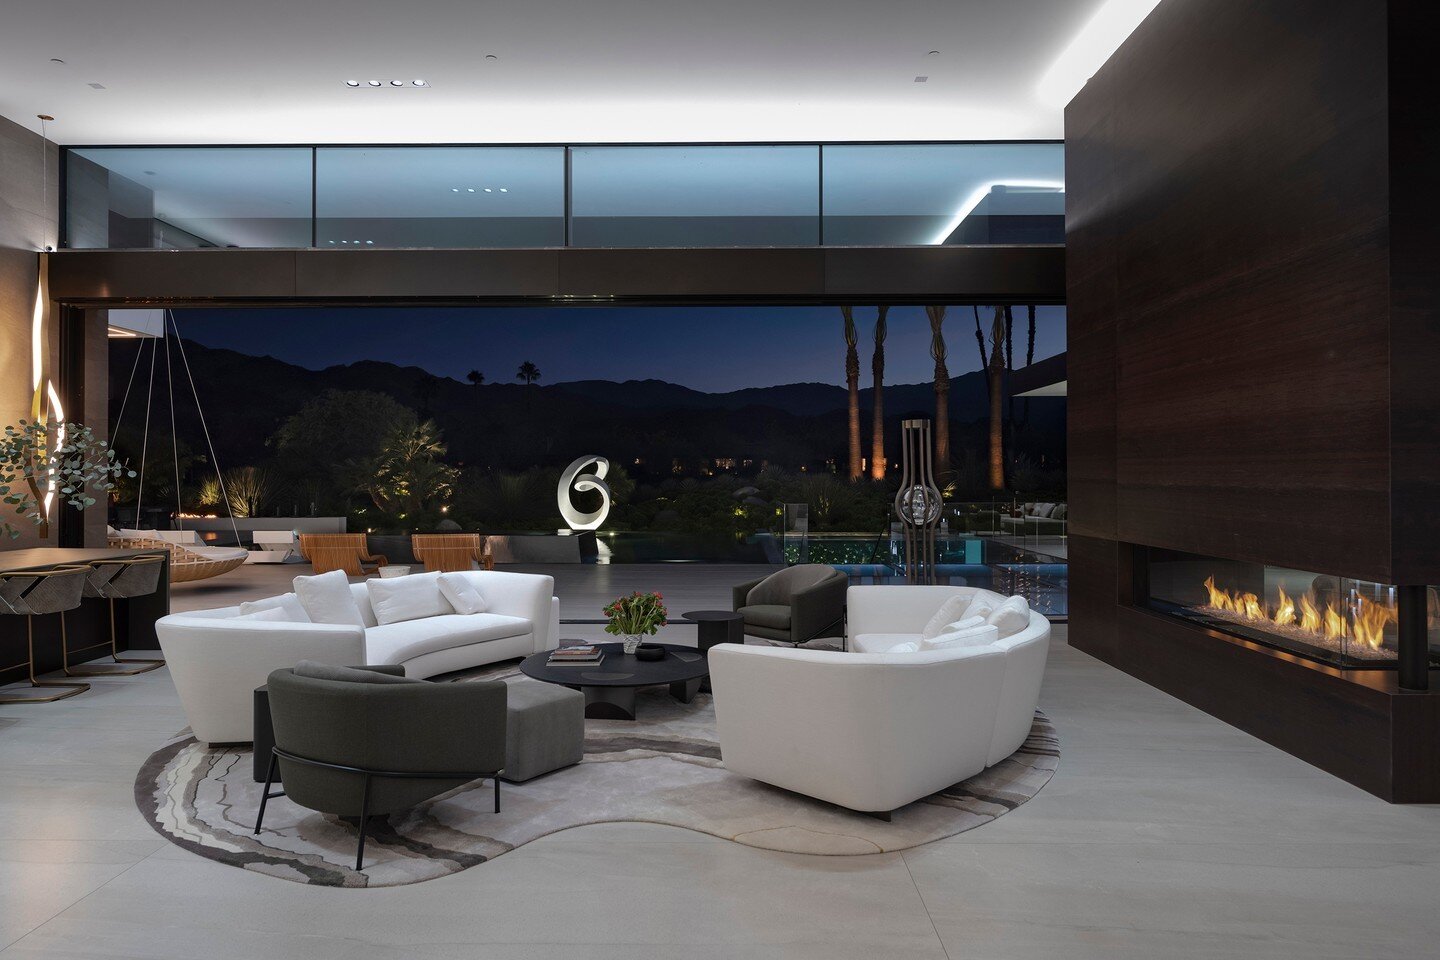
0,420 -> 133,539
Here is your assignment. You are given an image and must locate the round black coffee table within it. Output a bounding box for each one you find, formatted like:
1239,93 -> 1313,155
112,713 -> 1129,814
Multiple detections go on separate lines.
520,642 -> 709,721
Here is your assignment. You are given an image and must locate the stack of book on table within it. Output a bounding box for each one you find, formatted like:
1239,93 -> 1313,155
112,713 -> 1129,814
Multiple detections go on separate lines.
547,644 -> 603,666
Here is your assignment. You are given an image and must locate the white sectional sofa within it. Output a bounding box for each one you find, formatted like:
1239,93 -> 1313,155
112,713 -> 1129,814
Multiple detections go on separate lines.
708,585 -> 1049,816
156,570 -> 559,745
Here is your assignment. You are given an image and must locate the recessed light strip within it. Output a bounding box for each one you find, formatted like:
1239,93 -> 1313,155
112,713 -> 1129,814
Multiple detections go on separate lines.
931,180 -> 1065,245
1035,0 -> 1162,107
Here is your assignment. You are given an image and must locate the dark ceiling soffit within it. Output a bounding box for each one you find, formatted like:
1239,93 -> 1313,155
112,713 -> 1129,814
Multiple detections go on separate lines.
44,246 -> 1065,308
1010,351 -> 1067,393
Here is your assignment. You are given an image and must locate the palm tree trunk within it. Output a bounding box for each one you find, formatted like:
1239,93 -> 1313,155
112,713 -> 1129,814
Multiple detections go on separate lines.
842,307 -> 862,481
1024,305 -> 1036,426
987,306 -> 1006,491
869,306 -> 889,481
925,306 -> 950,475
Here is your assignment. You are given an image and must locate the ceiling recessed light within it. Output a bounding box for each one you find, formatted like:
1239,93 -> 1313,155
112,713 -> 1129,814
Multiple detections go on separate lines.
914,76 -> 928,82
389,79 -> 404,86
451,187 -> 459,192
367,80 -> 382,87
49,58 -> 64,64
365,240 -> 374,245
483,187 -> 492,193
143,170 -> 156,176
499,188 -> 508,193
87,82 -> 106,90
345,80 -> 360,87
485,54 -> 498,61
412,79 -> 426,86
927,50 -> 940,56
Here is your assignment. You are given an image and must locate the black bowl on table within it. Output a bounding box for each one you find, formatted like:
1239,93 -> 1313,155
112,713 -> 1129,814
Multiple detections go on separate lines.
634,643 -> 666,662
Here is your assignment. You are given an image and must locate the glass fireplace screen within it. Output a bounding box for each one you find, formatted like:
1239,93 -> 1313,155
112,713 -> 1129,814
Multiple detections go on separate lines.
1140,547 -> 1440,669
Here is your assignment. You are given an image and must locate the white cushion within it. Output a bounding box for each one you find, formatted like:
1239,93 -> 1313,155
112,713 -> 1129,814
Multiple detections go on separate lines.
365,572 -> 453,625
920,623 -> 1000,650
885,641 -> 921,654
232,607 -> 294,623
962,594 -> 999,621
986,596 -> 1031,639
920,595 -> 974,639
239,593 -> 310,623
938,614 -> 986,635
365,613 -> 533,665
852,632 -> 923,654
437,572 -> 488,615
294,570 -> 366,628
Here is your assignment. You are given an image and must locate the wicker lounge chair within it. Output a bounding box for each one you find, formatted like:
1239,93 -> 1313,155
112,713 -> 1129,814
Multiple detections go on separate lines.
412,533 -> 495,573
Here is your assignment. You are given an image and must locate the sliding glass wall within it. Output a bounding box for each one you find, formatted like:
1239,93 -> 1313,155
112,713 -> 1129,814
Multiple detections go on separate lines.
65,142 -> 1063,250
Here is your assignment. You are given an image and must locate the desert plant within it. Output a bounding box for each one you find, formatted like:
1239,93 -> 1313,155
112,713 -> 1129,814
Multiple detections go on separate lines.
926,305 -> 950,475
0,420 -> 132,539
516,360 -> 542,385
869,306 -> 888,480
198,465 -> 280,519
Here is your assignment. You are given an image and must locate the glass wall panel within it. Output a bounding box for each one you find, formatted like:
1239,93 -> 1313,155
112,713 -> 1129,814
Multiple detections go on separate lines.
822,143 -> 1064,246
315,147 -> 564,248
570,145 -> 819,246
66,148 -> 312,248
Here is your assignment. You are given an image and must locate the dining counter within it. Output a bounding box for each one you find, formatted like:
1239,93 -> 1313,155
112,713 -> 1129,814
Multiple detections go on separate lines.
1,547 -> 171,689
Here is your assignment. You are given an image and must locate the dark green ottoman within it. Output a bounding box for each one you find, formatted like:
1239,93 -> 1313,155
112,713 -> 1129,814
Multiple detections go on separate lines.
502,679 -> 585,783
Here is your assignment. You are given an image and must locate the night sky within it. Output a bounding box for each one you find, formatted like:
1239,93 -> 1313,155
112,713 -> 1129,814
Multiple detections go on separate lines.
171,305 -> 1067,393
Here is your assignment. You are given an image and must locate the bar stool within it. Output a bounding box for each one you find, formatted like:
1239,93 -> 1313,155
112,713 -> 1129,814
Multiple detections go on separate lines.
0,565 -> 92,704
63,555 -> 166,676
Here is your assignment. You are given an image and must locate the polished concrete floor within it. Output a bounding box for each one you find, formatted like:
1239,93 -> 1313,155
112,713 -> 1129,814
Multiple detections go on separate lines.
3,566 -> 1439,958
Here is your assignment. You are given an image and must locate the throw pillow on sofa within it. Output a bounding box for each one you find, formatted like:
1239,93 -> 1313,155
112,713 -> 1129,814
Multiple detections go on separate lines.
366,571 -> 454,625
986,596 -> 1031,639
437,572 -> 488,614
962,594 -> 999,622
238,592 -> 311,623
921,595 -> 974,639
293,570 -> 367,628
920,623 -> 1000,650
233,606 -> 296,623
885,641 -> 922,654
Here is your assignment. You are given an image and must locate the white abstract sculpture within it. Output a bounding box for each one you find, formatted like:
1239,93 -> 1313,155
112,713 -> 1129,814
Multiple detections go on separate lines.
557,456 -> 612,531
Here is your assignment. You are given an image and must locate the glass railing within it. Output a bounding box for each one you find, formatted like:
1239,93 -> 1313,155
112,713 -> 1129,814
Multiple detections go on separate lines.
63,142 -> 1063,250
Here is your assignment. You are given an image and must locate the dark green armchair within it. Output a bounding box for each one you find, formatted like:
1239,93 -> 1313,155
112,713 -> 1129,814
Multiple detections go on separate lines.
255,662 -> 507,870
732,564 -> 848,647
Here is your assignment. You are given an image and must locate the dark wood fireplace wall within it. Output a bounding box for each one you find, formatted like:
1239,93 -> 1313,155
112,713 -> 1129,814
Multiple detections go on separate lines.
1065,0 -> 1440,801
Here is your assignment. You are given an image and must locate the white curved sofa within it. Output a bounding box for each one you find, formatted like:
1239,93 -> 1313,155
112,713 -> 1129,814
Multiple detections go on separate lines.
709,585 -> 1049,815
156,571 -> 559,745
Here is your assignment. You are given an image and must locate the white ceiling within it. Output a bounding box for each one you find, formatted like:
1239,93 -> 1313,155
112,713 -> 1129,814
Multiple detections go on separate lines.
0,0 -> 1131,145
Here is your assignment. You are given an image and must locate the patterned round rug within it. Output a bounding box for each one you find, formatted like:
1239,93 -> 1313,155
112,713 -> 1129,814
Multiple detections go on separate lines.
135,665 -> 1059,888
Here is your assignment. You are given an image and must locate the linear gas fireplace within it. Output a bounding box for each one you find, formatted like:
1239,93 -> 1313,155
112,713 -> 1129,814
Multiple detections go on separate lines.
1137,547 -> 1440,671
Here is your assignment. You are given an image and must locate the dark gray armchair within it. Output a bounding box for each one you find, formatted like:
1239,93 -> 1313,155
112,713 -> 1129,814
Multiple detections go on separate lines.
732,564 -> 848,647
255,662 -> 507,870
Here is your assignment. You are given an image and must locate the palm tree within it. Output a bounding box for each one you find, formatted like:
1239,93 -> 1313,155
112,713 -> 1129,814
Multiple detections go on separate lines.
986,306 -> 1007,491
365,420 -> 458,515
466,369 -> 485,386
841,307 -> 862,481
1023,305 -> 1037,427
516,361 -> 541,385
869,306 -> 889,481
925,306 -> 950,475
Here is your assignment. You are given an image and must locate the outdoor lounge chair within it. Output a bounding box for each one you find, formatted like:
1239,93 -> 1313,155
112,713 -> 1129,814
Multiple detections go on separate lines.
412,533 -> 494,572
298,533 -> 389,577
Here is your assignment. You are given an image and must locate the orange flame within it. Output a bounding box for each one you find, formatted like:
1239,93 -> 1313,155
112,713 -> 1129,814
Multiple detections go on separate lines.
1200,577 -> 1395,652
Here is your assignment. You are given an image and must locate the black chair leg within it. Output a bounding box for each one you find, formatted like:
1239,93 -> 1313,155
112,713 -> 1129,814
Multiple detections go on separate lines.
254,752 -> 280,834
494,776 -> 500,814
355,773 -> 372,871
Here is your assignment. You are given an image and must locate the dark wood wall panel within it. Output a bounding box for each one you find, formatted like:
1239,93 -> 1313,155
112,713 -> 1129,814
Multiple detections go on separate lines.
1386,0 -> 1440,584
1066,0 -> 1394,582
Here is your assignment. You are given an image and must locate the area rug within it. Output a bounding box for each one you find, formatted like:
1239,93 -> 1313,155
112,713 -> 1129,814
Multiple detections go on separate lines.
135,664 -> 1059,888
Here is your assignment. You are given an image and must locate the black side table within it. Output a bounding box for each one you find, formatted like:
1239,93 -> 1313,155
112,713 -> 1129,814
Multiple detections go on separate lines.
683,610 -> 744,692
253,685 -> 277,783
